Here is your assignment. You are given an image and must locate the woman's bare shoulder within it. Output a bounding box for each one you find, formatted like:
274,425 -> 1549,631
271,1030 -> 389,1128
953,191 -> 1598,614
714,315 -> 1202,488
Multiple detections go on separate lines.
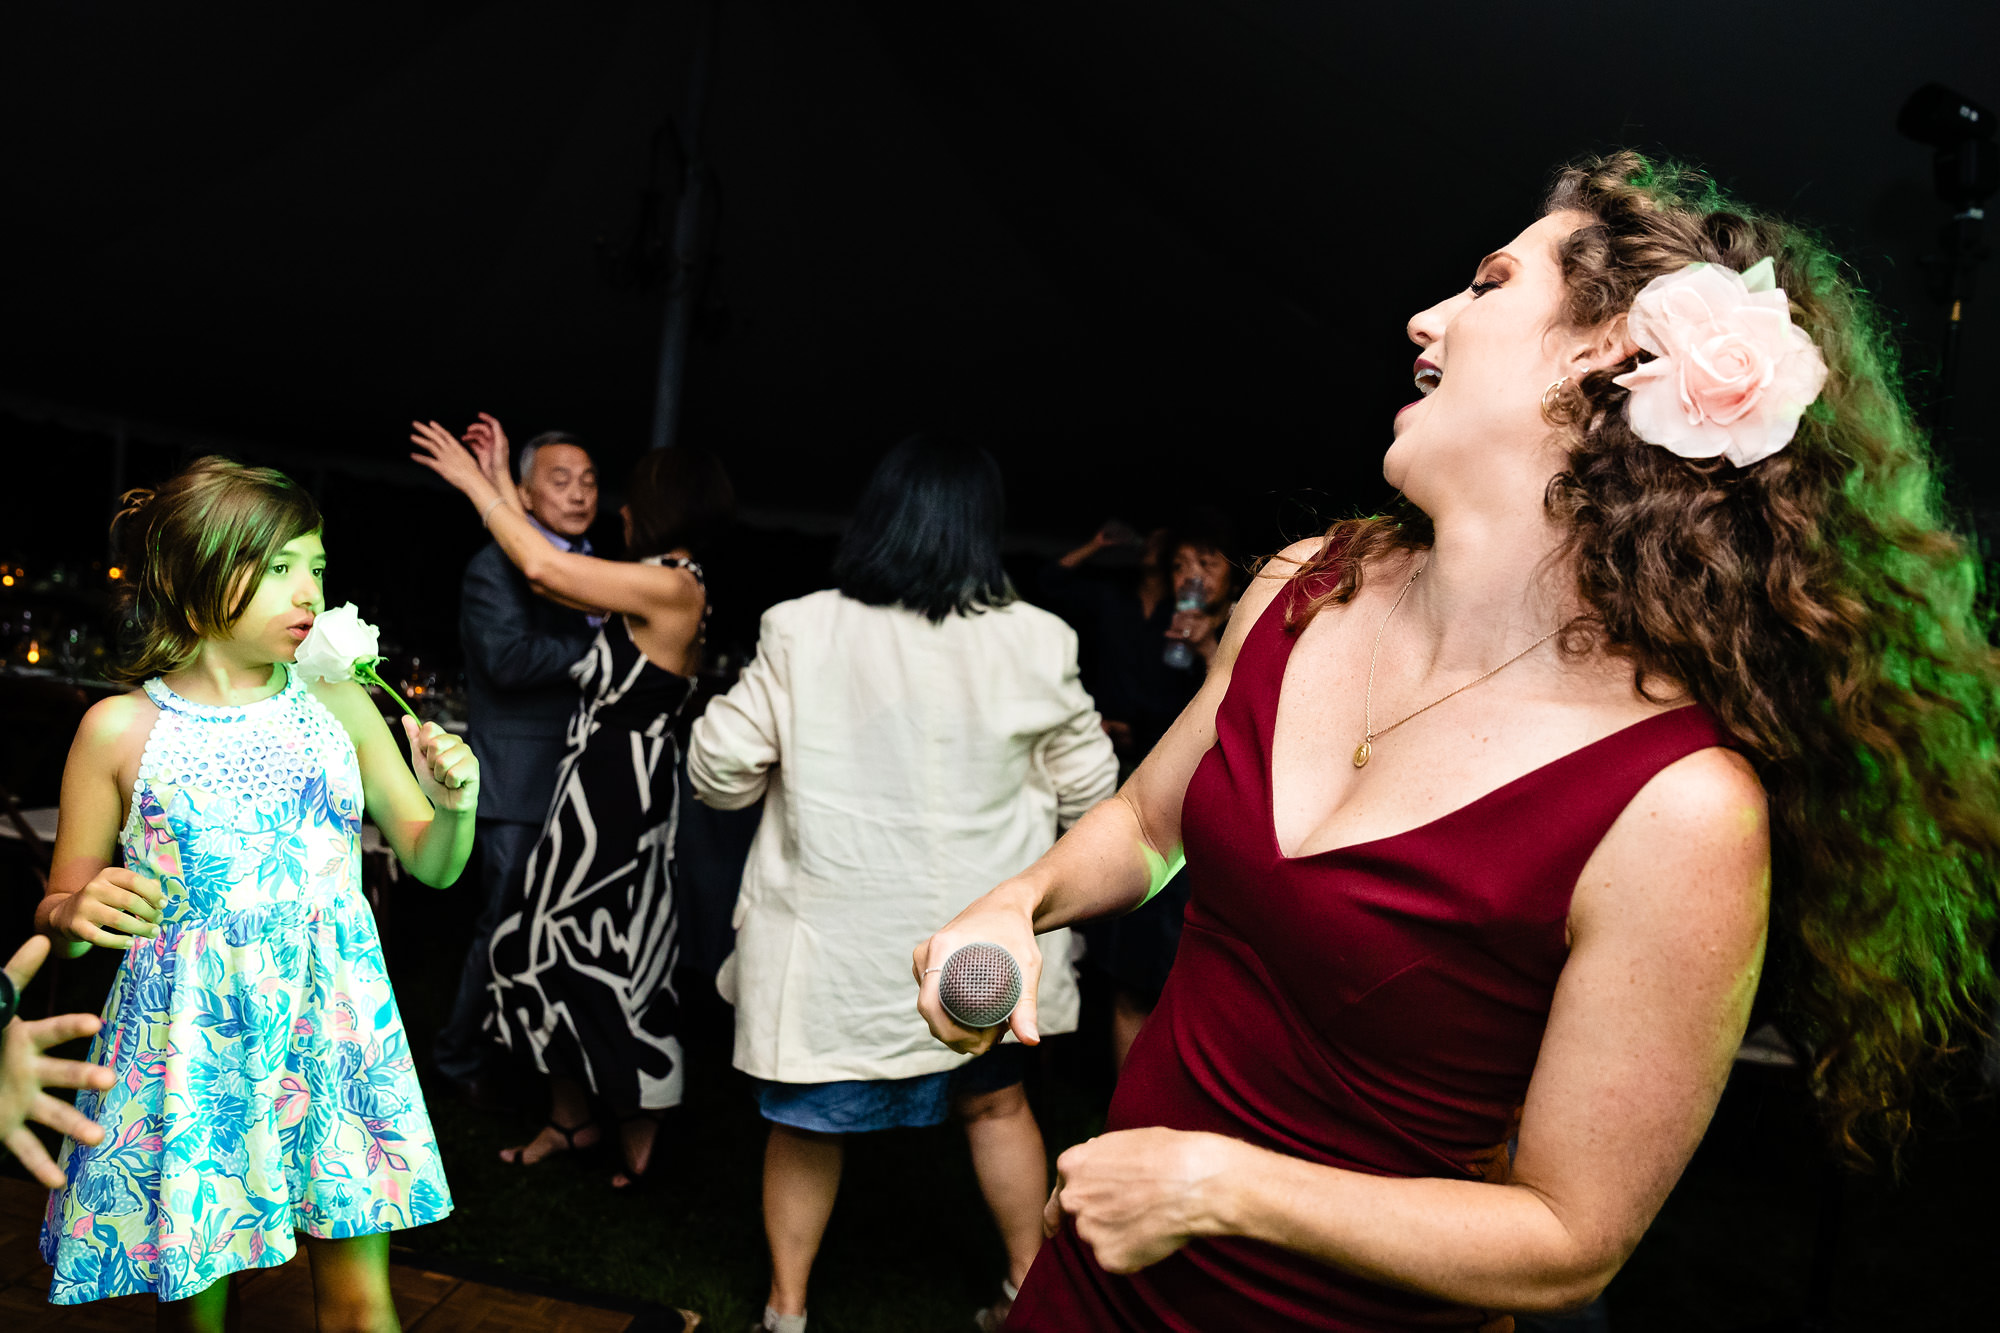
1239,537 -> 1327,614
1630,743 -> 1768,833
1256,533 -> 1368,578
622,555 -> 704,618
1208,538 -> 1335,673
1590,737 -> 1767,883
1572,741 -> 1770,959
1242,536 -> 1421,623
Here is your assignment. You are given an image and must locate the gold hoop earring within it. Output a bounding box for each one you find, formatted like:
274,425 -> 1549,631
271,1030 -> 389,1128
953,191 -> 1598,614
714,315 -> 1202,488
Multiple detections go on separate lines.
1541,377 -> 1570,414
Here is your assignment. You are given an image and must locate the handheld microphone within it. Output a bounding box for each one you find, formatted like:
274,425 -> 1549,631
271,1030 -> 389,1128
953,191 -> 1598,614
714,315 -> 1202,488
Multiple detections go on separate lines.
936,941 -> 1024,1030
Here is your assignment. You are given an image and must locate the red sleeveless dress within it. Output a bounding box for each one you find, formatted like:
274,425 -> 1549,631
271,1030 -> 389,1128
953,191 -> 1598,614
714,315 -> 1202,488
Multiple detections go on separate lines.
1009,571 -> 1734,1332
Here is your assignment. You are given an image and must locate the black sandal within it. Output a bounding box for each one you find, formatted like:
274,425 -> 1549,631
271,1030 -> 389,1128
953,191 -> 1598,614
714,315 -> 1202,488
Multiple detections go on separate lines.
609,1110 -> 665,1192
498,1117 -> 595,1166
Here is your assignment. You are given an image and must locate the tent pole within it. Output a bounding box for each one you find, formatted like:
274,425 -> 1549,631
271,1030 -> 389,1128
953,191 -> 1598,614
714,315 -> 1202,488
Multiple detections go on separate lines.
648,0 -> 721,452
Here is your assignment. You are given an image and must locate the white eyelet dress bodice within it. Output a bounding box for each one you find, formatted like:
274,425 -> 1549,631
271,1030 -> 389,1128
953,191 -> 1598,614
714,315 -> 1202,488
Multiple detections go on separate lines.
40,666 -> 453,1306
125,670 -> 365,924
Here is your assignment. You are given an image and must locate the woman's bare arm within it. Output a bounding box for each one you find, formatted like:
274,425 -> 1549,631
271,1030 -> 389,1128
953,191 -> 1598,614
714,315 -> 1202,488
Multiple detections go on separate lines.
409,418 -> 699,622
913,539 -> 1321,1049
498,528 -> 700,624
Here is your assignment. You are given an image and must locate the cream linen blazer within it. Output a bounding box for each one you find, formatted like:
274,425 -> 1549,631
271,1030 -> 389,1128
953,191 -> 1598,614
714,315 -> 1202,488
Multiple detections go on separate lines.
689,590 -> 1119,1083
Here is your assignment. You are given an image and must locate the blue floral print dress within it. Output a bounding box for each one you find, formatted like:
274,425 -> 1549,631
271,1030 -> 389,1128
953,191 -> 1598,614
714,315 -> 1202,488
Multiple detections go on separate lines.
40,667 -> 452,1304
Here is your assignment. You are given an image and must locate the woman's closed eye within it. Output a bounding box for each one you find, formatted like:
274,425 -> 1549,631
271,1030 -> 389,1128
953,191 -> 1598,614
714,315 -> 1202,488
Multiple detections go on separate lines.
1469,278 -> 1502,297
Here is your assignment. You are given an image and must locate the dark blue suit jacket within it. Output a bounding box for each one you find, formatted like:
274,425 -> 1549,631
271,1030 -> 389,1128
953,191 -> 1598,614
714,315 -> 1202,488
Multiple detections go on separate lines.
461,542 -> 594,825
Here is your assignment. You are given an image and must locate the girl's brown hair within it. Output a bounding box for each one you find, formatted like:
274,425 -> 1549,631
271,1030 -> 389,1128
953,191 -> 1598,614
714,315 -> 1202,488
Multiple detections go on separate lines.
1284,152 -> 2000,1163
110,457 -> 323,684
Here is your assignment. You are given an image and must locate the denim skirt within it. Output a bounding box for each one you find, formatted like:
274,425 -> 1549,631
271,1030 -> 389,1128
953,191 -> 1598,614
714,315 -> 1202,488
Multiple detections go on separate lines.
754,1044 -> 1031,1133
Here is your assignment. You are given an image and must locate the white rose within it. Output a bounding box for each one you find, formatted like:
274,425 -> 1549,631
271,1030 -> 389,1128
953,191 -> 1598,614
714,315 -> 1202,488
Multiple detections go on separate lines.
293,602 -> 382,682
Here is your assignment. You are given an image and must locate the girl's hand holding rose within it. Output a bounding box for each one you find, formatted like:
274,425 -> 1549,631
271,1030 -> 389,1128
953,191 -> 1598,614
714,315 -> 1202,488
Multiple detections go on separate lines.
401,715 -> 479,814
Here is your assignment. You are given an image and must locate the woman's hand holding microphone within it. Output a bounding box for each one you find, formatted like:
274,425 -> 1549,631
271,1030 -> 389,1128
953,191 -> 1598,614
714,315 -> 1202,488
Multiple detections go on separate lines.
913,868 -> 1248,1278
912,878 -> 1044,1055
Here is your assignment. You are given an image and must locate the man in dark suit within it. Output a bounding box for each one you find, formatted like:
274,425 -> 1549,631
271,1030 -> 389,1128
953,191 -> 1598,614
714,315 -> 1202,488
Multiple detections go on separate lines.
433,427 -> 600,1099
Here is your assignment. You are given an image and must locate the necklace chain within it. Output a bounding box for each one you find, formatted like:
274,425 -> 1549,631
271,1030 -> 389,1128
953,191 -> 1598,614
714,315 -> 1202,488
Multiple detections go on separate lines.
1355,561 -> 1565,769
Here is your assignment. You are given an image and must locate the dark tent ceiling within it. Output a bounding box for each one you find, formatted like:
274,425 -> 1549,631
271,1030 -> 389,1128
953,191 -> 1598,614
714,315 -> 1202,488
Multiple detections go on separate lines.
4,0 -> 1997,543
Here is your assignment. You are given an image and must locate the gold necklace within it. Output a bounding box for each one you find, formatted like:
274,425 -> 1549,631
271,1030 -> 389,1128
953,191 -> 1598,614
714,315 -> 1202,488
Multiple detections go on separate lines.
1354,562 -> 1565,769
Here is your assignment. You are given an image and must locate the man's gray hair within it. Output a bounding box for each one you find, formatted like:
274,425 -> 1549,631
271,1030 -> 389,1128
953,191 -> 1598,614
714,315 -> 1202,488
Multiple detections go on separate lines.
517,430 -> 589,483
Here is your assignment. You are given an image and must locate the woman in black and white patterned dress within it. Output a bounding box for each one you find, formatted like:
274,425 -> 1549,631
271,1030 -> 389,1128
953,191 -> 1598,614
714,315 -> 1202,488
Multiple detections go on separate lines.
411,420 -> 735,1188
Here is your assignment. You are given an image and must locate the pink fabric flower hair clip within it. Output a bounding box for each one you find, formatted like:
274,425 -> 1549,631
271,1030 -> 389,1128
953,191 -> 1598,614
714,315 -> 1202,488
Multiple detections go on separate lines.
1612,256 -> 1829,467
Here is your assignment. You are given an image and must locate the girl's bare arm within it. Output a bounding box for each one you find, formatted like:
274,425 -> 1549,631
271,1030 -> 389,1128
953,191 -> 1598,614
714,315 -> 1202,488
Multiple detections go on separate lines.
36,695 -> 164,958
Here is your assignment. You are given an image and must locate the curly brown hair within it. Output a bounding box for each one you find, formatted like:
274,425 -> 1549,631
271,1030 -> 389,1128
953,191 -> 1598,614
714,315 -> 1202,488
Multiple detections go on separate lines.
1285,151 -> 2000,1163
109,457 -> 323,684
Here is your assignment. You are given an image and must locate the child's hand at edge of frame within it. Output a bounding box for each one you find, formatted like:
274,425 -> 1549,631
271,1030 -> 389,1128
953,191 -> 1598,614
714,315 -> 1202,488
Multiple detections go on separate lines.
2,936 -> 114,1187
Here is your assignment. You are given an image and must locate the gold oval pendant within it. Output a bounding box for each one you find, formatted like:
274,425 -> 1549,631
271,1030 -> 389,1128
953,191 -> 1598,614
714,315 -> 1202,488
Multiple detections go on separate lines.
1352,740 -> 1371,768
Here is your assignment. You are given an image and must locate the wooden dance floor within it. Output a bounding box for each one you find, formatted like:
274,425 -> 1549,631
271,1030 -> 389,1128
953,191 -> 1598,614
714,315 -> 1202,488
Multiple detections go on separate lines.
0,1176 -> 687,1331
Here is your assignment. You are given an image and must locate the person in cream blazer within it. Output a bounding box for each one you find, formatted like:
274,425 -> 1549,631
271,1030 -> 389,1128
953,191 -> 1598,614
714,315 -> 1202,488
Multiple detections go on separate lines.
689,436 -> 1118,1333
693,587 -> 1114,1077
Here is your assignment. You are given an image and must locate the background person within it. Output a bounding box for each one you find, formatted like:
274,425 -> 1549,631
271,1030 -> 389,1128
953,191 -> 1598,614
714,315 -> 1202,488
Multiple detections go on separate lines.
433,418 -> 600,1104
1159,516 -> 1238,677
917,153 -> 2000,1330
412,421 -> 735,1192
1037,512 -> 1235,765
0,935 -> 114,1189
690,435 -> 1119,1333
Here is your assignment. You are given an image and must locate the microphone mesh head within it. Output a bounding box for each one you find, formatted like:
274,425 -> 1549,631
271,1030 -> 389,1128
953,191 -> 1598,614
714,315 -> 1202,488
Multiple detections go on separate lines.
937,941 -> 1024,1030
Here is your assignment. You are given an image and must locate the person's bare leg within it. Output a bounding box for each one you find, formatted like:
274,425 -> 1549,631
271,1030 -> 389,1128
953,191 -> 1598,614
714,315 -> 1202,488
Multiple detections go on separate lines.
301,1232 -> 399,1333
498,1073 -> 599,1164
610,1107 -> 661,1189
957,1082 -> 1047,1289
763,1123 -> 844,1318
1110,988 -> 1153,1072
156,1273 -> 232,1333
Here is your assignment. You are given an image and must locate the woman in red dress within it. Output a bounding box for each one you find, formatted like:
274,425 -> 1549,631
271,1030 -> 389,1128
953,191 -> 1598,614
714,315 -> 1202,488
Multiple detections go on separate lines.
915,152 -> 2000,1331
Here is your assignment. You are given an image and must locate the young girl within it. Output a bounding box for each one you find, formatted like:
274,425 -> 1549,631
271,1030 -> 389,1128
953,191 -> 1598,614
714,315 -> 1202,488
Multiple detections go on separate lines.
34,457 -> 476,1332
